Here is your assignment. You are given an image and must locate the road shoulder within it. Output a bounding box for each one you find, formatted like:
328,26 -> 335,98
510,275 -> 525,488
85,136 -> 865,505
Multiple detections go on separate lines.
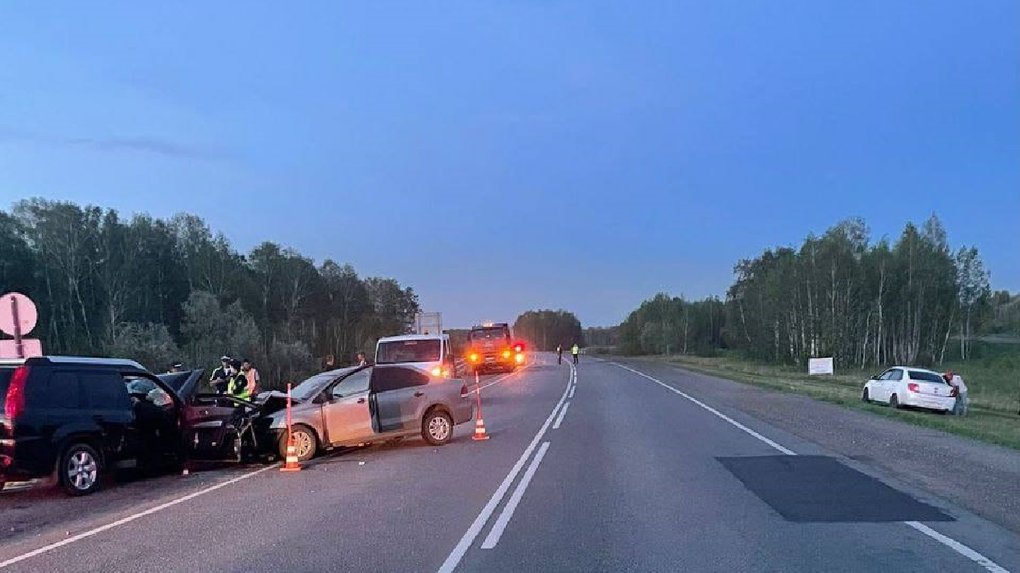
613,357 -> 1020,536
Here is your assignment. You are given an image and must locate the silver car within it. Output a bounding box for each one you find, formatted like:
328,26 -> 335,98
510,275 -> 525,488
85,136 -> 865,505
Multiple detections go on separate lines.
256,365 -> 473,462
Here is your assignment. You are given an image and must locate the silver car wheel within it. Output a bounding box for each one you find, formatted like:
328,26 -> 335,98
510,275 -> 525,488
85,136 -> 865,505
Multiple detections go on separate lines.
428,415 -> 451,442
294,430 -> 314,459
68,451 -> 98,491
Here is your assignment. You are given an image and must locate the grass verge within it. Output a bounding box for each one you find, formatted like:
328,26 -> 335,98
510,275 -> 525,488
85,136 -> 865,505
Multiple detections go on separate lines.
635,354 -> 1020,451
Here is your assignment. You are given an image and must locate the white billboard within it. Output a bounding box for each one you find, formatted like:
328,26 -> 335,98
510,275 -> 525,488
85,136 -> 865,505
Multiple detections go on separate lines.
808,357 -> 834,375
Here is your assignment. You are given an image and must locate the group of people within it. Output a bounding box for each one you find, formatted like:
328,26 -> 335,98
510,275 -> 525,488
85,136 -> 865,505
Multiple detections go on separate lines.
208,356 -> 261,400
556,343 -> 581,365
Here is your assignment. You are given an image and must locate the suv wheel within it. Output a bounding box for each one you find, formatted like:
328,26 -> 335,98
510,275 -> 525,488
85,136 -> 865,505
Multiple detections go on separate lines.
60,443 -> 102,496
423,409 -> 453,446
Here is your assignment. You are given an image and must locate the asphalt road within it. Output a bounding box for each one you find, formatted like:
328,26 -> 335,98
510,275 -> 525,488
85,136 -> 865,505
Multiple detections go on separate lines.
1,353 -> 1018,572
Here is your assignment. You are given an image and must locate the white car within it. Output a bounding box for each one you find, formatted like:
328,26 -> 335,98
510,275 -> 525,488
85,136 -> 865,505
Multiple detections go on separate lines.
862,366 -> 957,413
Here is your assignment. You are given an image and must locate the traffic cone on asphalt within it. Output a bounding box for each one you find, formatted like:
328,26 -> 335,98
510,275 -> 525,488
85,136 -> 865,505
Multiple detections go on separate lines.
280,436 -> 302,472
472,417 -> 490,441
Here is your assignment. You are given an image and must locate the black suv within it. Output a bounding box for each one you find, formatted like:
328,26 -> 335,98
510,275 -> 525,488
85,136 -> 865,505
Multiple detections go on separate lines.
0,357 -> 251,496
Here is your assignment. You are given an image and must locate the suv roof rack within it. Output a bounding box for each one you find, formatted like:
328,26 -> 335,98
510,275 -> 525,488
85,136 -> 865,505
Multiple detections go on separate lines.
0,356 -> 147,370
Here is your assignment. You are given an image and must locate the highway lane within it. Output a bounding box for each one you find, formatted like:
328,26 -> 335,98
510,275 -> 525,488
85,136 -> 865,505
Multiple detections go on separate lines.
454,357 -> 1020,572
0,355 -> 570,572
1,354 -> 1018,572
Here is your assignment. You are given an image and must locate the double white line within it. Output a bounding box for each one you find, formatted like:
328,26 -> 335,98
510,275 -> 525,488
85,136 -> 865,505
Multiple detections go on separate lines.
438,362 -> 576,573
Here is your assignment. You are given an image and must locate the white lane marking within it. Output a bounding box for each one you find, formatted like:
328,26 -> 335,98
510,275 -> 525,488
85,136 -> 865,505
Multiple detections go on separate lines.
437,367 -> 572,573
480,441 -> 552,549
0,464 -> 278,569
552,401 -> 571,430
612,362 -> 1011,573
904,522 -> 1009,573
612,362 -> 797,456
568,385 -> 575,398
469,366 -> 530,394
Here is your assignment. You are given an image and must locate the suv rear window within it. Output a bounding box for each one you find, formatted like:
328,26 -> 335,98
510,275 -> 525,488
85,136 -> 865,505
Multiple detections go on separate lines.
909,370 -> 946,384
376,340 -> 441,364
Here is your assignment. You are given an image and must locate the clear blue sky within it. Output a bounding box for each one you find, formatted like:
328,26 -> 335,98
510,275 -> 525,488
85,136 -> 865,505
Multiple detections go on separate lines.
1,2 -> 1017,327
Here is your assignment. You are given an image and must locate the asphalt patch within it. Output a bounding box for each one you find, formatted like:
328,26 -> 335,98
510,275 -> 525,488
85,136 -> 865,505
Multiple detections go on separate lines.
717,455 -> 952,523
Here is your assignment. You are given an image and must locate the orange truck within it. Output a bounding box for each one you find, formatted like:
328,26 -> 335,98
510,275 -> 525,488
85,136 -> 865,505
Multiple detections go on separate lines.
465,323 -> 525,374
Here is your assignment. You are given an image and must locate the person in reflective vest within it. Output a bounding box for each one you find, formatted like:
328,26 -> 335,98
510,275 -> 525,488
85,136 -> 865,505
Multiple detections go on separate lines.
571,343 -> 580,365
228,359 -> 252,400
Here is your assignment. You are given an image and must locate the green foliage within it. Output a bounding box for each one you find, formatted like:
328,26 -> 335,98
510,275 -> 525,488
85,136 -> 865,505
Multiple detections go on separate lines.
621,216 -> 1001,369
105,322 -> 181,372
513,310 -> 583,351
619,293 -> 725,356
0,198 -> 420,385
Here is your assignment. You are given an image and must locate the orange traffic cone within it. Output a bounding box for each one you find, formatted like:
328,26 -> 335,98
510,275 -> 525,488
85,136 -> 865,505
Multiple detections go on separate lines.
280,437 -> 302,472
472,417 -> 490,441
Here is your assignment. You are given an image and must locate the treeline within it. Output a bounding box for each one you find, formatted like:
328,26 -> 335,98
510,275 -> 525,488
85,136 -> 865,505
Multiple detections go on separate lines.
0,199 -> 420,385
621,216 -> 1008,368
513,310 -> 583,351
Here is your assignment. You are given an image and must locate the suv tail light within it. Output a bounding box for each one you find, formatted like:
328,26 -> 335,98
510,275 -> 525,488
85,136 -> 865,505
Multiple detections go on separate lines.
4,366 -> 30,423
907,382 -> 920,393
501,349 -> 512,359
513,343 -> 524,353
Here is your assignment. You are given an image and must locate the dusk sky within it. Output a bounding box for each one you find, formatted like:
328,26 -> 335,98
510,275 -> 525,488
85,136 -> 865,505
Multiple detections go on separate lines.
1,2 -> 1016,327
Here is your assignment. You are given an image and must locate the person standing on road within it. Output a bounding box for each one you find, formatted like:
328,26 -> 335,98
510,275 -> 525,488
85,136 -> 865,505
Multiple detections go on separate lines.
228,359 -> 251,400
571,343 -> 579,365
210,355 -> 232,393
557,345 -> 563,365
241,358 -> 261,398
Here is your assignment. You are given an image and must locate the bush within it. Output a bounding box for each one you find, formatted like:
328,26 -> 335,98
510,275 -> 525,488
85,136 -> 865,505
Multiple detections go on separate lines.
106,322 -> 181,372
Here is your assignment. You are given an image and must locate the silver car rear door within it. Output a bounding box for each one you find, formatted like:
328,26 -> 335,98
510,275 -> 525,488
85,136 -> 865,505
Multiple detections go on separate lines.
370,366 -> 430,432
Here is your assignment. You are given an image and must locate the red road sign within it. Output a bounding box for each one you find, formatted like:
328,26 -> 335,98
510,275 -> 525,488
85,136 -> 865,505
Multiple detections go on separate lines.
0,292 -> 37,337
0,339 -> 42,359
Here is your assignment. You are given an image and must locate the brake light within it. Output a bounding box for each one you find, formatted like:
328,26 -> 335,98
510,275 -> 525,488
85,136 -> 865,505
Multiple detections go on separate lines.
907,383 -> 920,393
514,343 -> 524,353
4,366 -> 30,423
515,353 -> 525,364
501,349 -> 512,359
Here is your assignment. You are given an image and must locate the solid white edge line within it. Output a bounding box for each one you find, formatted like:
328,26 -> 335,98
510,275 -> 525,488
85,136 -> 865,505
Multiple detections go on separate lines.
612,362 -> 797,456
0,464 -> 278,569
480,441 -> 552,549
552,401 -> 571,430
611,361 -> 1011,573
568,385 -> 575,399
436,367 -> 572,573
903,522 -> 1009,573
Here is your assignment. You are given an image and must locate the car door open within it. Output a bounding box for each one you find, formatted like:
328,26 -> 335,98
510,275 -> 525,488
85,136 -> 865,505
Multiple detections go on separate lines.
322,369 -> 374,446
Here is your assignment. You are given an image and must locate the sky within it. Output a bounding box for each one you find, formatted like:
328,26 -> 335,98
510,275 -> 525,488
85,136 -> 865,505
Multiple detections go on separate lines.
0,1 -> 1017,327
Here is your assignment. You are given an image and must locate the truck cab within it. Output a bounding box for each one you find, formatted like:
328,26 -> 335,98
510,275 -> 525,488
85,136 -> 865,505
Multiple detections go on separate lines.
466,323 -> 525,374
